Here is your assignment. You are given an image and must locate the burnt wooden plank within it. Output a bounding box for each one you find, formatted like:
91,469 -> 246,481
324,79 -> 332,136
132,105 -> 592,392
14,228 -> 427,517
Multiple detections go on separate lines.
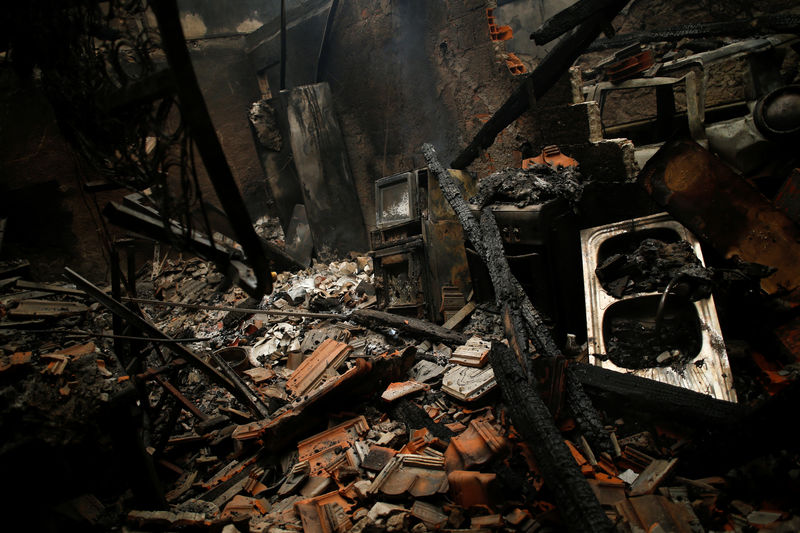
531,0 -> 621,45
350,308 -> 468,346
424,144 -> 611,457
571,362 -> 746,426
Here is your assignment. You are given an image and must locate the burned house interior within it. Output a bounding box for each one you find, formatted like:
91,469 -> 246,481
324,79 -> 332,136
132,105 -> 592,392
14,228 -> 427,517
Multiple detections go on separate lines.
3,0 -> 800,531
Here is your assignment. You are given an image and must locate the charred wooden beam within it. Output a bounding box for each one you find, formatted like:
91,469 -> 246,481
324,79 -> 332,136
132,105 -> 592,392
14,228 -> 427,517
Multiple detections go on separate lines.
349,308 -> 469,346
587,15 -> 800,52
450,77 -> 531,170
425,144 -> 611,454
389,398 -> 455,442
150,0 -> 273,297
490,343 -> 613,532
571,362 -> 745,427
424,145 -> 614,519
450,0 -> 628,170
425,144 -> 563,361
64,267 -> 271,419
531,0 -> 621,45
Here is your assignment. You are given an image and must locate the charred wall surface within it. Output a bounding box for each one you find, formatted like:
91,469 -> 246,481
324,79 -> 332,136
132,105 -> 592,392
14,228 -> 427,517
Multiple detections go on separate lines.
187,37 -> 273,221
0,69 -> 125,281
320,0 -> 538,230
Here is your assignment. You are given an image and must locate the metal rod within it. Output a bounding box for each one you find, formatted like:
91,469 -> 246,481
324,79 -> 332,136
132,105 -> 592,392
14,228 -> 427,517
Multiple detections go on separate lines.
64,267 -> 270,418
122,297 -> 343,320
154,374 -> 209,421
654,274 -> 686,333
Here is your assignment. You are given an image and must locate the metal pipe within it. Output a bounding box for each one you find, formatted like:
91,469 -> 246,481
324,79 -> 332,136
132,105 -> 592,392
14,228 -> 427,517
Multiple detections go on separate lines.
122,297 -> 343,320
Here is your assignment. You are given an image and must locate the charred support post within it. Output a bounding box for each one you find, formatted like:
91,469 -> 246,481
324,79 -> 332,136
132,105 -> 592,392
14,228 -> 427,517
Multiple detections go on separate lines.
425,144 -> 566,362
490,343 -> 613,532
450,0 -> 628,169
150,0 -> 273,297
280,0 -> 287,90
64,268 -> 271,418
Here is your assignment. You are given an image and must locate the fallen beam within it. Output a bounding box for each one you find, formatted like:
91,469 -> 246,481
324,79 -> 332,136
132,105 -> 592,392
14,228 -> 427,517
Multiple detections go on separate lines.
571,362 -> 746,427
531,0 -> 621,45
490,343 -> 613,532
425,144 -> 611,455
423,146 -> 612,532
451,0 -> 628,170
151,0 -> 274,297
64,267 -> 271,418
349,308 -> 469,346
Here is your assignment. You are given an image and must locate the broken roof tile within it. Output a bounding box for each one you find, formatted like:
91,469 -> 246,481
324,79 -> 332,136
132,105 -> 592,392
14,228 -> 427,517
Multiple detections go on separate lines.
368,454 -> 449,497
451,336 -> 492,367
380,380 -> 428,402
445,417 -> 510,471
442,364 -> 496,401
286,338 -> 352,397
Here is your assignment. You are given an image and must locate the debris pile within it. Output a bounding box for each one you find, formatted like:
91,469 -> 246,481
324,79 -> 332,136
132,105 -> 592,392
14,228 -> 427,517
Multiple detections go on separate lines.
469,165 -> 583,209
595,238 -> 711,299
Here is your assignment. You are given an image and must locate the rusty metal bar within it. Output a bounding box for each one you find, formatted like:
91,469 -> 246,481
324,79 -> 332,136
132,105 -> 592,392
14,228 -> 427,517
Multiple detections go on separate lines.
123,297 -> 341,320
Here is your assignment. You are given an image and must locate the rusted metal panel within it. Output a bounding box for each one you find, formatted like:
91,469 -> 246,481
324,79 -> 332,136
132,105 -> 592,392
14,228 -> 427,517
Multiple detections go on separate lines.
639,139 -> 800,304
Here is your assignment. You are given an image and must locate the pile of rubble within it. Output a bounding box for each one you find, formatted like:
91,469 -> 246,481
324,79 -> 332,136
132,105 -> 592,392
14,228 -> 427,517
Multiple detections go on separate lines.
3,250 -> 800,532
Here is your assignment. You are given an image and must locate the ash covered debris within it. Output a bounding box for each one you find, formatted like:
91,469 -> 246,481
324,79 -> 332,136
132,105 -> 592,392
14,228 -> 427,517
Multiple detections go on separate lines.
3,0 -> 800,529
603,308 -> 703,369
469,164 -> 583,209
595,237 -> 775,300
596,238 -> 712,299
